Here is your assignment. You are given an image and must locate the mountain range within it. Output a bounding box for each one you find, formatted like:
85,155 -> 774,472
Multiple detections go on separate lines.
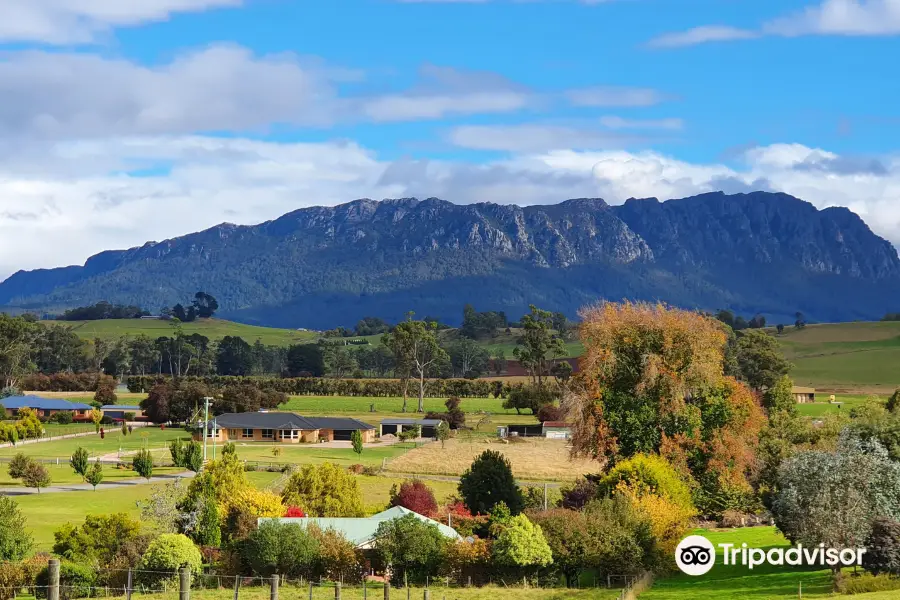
2,191 -> 898,328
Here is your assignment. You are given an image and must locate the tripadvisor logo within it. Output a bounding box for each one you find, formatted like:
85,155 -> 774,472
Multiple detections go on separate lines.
675,535 -> 867,577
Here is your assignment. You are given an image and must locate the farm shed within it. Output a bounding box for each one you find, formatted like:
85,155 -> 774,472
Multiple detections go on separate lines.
791,386 -> 816,403
379,418 -> 443,438
541,421 -> 572,439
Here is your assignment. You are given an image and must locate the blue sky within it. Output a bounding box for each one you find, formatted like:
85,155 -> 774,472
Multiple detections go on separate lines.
0,0 -> 899,277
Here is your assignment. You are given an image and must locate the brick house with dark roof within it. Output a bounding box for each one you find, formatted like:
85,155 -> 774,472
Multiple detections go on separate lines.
195,411 -> 376,444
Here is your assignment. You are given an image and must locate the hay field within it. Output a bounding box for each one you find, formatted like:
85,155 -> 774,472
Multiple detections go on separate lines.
384,437 -> 599,481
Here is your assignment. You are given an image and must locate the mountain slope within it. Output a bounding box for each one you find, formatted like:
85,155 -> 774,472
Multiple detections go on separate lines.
2,192 -> 898,328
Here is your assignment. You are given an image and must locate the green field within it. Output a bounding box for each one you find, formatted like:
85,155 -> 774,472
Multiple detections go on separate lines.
0,427 -> 190,458
279,395 -> 515,415
226,441 -> 417,468
774,321 -> 900,392
45,318 -> 317,346
0,463 -> 184,487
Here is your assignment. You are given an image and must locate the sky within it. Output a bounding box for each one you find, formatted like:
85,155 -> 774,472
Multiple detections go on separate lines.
1,0 -> 899,279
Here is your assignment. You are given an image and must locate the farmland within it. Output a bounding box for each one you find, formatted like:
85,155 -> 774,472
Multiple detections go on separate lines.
43,318 -> 317,346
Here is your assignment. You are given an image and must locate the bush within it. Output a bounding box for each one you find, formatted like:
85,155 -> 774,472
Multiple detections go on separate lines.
240,521 -> 319,578
864,517 -> 900,576
7,453 -> 31,480
389,480 -> 439,517
596,453 -> 695,511
833,572 -> 900,595
48,411 -> 74,424
536,404 -> 565,423
0,496 -> 32,561
36,562 -> 96,600
521,485 -> 562,511
459,450 -> 524,516
137,534 -> 202,587
281,463 -> 364,517
560,477 -> 599,510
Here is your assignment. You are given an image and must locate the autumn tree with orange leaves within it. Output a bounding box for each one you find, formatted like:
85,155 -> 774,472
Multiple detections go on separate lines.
564,301 -> 765,516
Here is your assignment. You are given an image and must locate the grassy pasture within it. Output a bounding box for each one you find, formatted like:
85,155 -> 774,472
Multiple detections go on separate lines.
776,321 -> 900,392
135,586 -> 618,600
0,427 -> 190,458
43,318 -> 317,346
384,438 -> 598,481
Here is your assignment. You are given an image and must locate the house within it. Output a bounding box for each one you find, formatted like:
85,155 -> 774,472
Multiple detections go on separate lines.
792,386 -> 816,403
194,411 -> 376,444
100,405 -> 146,421
379,418 -> 443,438
541,421 -> 572,440
0,395 -> 93,421
260,506 -> 461,550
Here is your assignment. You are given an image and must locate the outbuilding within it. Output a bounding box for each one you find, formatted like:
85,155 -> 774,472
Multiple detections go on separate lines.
379,418 -> 443,438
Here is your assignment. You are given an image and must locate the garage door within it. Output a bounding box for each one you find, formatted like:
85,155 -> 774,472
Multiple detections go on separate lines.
421,426 -> 436,438
333,430 -> 354,441
381,424 -> 399,435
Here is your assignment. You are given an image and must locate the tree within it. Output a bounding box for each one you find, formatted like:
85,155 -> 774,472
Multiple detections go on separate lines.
351,430 -> 363,456
459,450 -> 524,516
794,311 -> 806,329
216,336 -> 254,376
389,480 -> 438,517
307,526 -> 363,583
446,339 -> 490,379
374,513 -> 448,585
141,480 -> 184,534
425,396 -> 466,430
491,514 -> 553,578
22,462 -> 51,493
286,343 -> 325,377
513,305 -> 566,386
596,453 -> 695,512
141,382 -> 173,423
388,315 -> 449,413
240,521 -> 320,578
132,449 -> 154,481
136,534 -> 202,587
281,463 -> 364,517
183,442 -> 204,472
887,389 -> 900,413
503,384 -> 557,415
53,513 -> 144,564
85,462 -> 103,491
90,408 -> 102,432
7,453 -> 30,480
566,301 -> 765,516
0,496 -> 32,560
192,292 -> 219,319
436,421 -> 450,448
0,314 -> 39,389
776,324 -> 785,334
863,517 -> 900,576
323,344 -> 358,380
383,324 -> 414,412
773,432 -> 900,553
733,329 -> 792,391
763,375 -> 797,416
70,447 -> 90,482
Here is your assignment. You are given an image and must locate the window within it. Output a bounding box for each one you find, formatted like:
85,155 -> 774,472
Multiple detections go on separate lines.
262,429 -> 274,439
242,428 -> 254,439
207,427 -> 219,438
280,430 -> 299,440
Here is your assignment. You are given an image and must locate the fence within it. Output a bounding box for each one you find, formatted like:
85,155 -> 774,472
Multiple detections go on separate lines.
28,562 -> 630,600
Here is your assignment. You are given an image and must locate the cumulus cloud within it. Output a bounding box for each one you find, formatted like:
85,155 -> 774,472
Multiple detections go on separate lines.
650,0 -> 900,47
0,0 -> 242,43
566,86 -> 667,107
1,136 -> 899,279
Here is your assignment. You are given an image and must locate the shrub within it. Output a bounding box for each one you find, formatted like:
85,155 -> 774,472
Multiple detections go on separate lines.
132,449 -> 154,480
0,496 -> 32,561
536,404 -> 565,423
459,449 -> 524,516
0,562 -> 24,600
239,521 -> 319,578
521,485 -> 562,511
596,453 -> 695,512
864,517 -> 900,576
833,572 -> 900,595
281,463 -> 364,517
49,411 -> 74,424
69,447 -> 89,481
491,514 -> 553,571
389,480 -> 438,517
53,513 -> 143,565
36,562 -> 96,600
374,513 -> 448,586
347,464 -> 365,475
137,534 -> 202,587
284,506 -> 306,517
560,477 -> 599,510
308,526 -> 364,583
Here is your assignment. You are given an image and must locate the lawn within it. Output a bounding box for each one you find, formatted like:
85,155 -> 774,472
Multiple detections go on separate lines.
43,318 -> 318,347
0,463 -> 184,487
230,441 -> 417,468
795,393 -> 881,417
279,396 -> 515,415
384,438 -> 598,481
0,427 -> 191,458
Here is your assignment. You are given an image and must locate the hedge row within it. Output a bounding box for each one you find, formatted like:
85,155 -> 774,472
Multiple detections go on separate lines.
126,375 -> 499,398
21,372 -> 116,392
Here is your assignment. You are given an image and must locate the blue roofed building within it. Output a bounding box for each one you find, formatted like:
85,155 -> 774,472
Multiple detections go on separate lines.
0,395 -> 93,421
100,405 -> 146,421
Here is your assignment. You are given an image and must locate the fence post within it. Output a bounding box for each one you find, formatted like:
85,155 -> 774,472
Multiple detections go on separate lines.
270,574 -> 279,600
423,591 -> 430,600
179,568 -> 191,600
543,483 -> 548,511
384,581 -> 390,600
334,581 -> 341,599
233,576 -> 240,600
48,558 -> 60,600
308,582 -> 313,600
126,568 -> 133,600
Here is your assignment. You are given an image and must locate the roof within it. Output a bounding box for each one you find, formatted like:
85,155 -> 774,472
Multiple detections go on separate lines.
101,405 -> 141,410
542,421 -> 572,428
211,412 -> 374,431
0,395 -> 92,410
792,386 -> 816,394
381,418 -> 444,426
261,506 -> 460,548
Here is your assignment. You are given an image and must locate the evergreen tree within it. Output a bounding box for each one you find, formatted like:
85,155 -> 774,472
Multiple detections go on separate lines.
458,450 -> 524,516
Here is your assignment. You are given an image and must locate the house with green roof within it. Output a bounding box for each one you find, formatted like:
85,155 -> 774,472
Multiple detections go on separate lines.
259,506 -> 461,549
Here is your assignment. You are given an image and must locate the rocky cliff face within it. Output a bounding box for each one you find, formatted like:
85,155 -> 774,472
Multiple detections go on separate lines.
1,192 -> 898,327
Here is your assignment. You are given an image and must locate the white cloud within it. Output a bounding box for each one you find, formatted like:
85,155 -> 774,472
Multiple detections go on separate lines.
0,0 -> 242,43
448,124 -> 649,152
566,86 -> 667,107
650,0 -> 900,47
647,26 -> 759,48
1,136 -> 899,279
598,116 -> 683,130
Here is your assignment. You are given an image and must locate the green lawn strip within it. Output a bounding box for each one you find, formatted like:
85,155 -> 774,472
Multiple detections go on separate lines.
795,394 -> 880,417
0,427 -> 190,458
46,318 -> 317,347
0,464 -> 184,487
231,442 -> 417,468
279,395 -> 516,414
640,527 -> 836,600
